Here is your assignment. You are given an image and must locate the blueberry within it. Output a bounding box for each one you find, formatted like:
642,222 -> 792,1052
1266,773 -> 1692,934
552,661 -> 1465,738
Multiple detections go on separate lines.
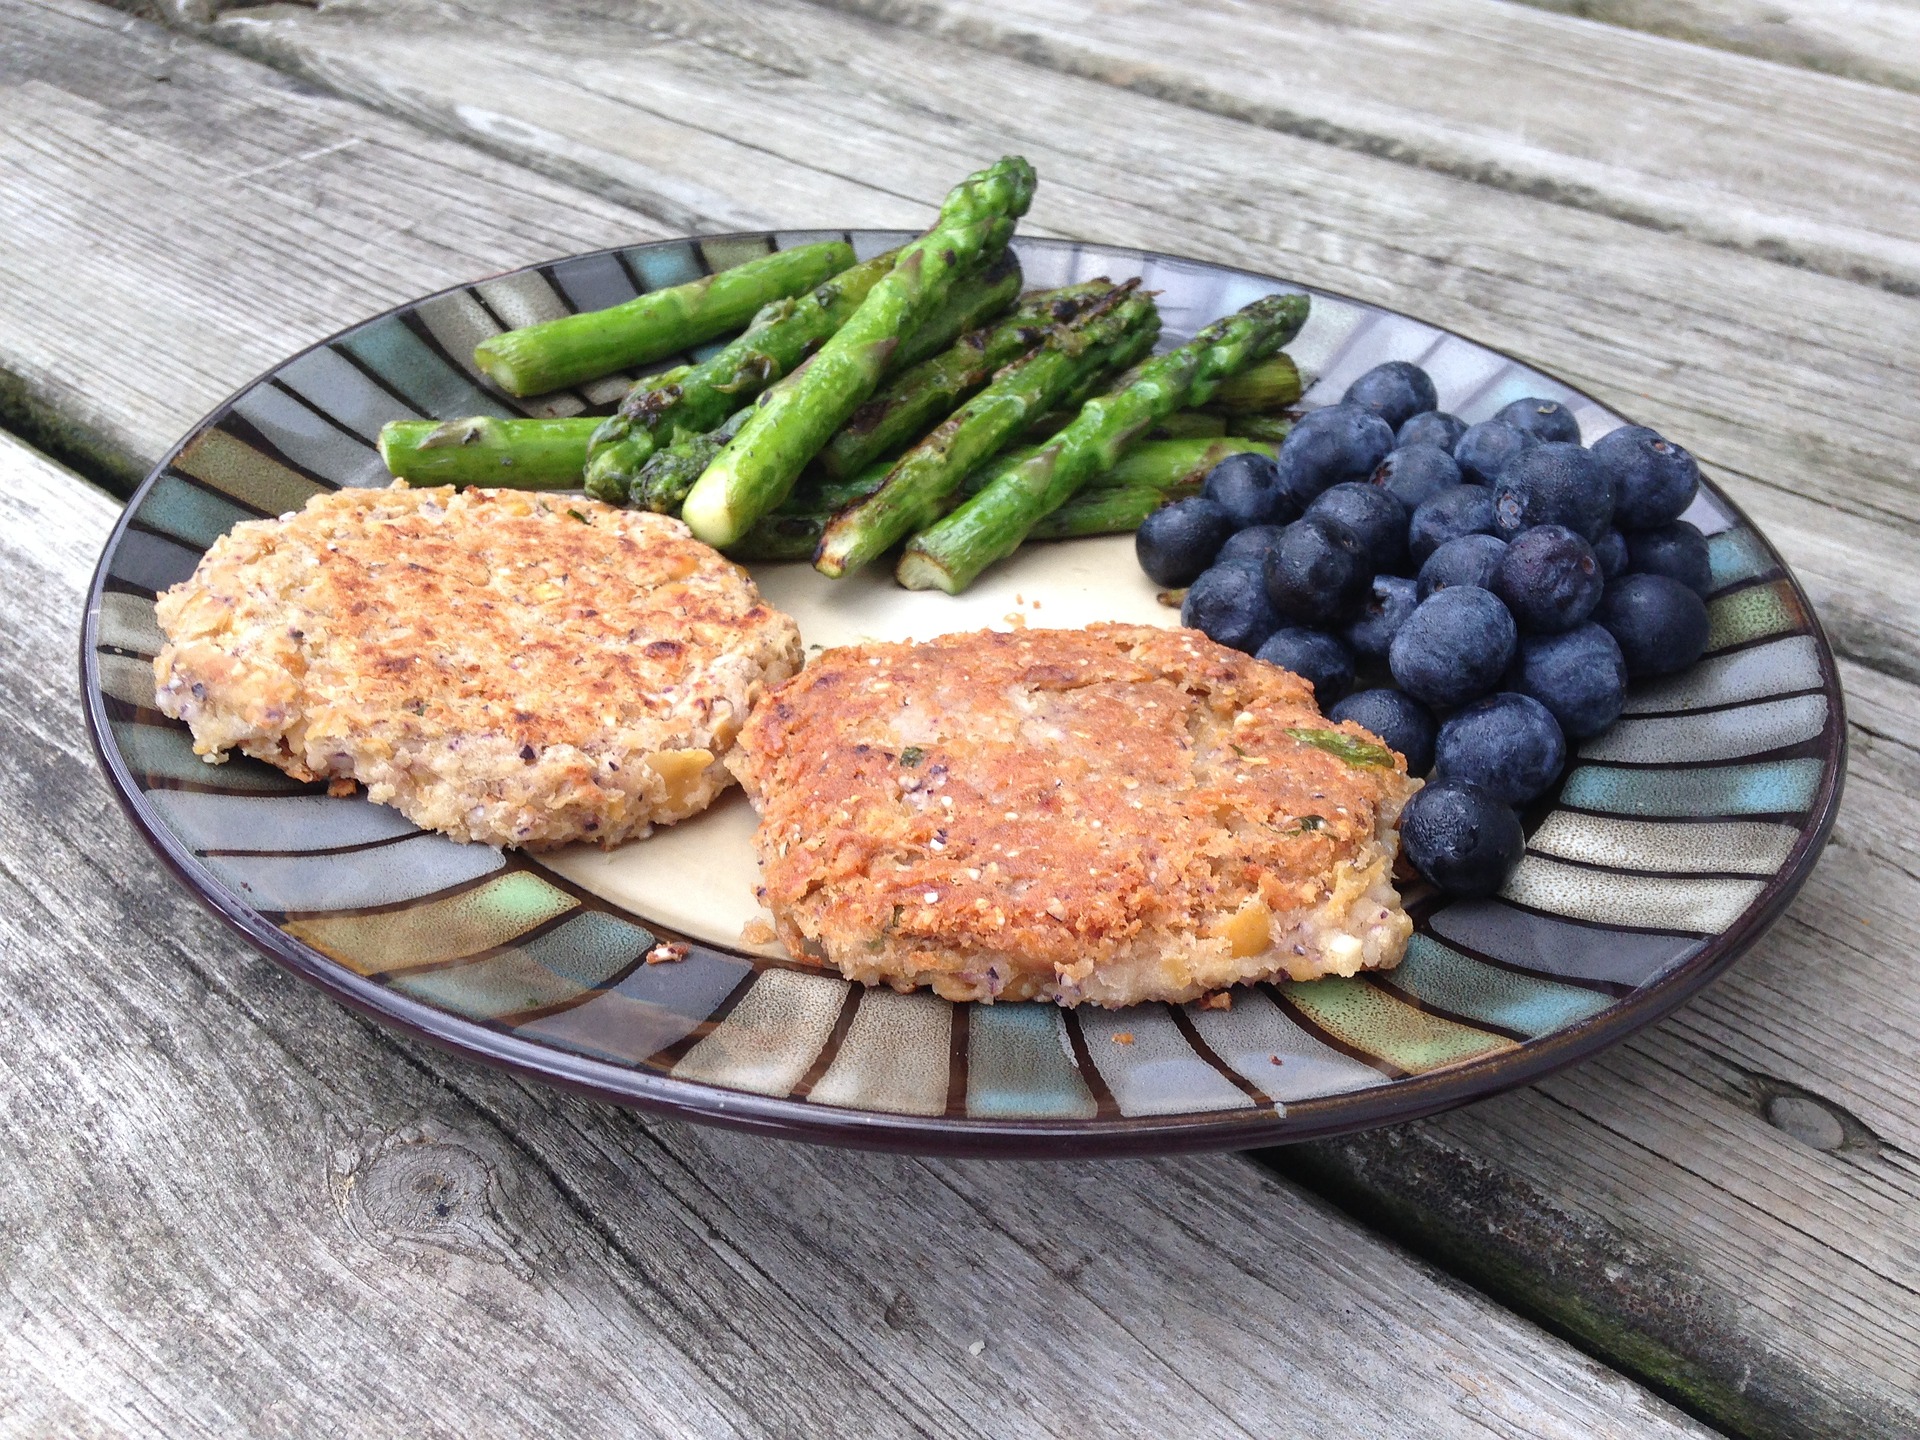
1593,425 -> 1700,528
1275,403 -> 1397,510
1330,688 -> 1437,776
1594,528 -> 1629,579
1434,693 -> 1567,806
1216,524 -> 1286,571
1308,480 -> 1409,575
1493,442 -> 1614,542
1343,361 -> 1438,430
1202,450 -> 1289,529
1495,396 -> 1583,444
1396,411 -> 1467,454
1255,627 -> 1356,705
1494,523 -> 1603,633
1417,534 -> 1508,600
1343,575 -> 1420,664
1510,624 -> 1627,737
1625,520 -> 1712,595
1264,517 -> 1372,627
1370,444 -> 1462,512
1454,419 -> 1535,486
1389,586 -> 1518,709
1409,484 -> 1499,566
1594,573 -> 1710,678
1135,496 -> 1237,588
1399,779 -> 1525,898
1181,562 -> 1279,654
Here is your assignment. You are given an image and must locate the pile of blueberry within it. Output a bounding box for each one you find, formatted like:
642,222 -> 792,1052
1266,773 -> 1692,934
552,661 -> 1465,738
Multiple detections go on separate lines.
1137,359 -> 1712,898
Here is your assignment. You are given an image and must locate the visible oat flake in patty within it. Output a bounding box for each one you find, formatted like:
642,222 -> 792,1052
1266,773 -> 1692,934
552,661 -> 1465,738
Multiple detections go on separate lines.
728,623 -> 1420,1008
153,482 -> 801,849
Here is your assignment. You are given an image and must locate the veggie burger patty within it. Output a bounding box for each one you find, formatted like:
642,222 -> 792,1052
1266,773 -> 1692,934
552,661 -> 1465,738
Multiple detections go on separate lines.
153,482 -> 801,849
729,622 -> 1420,1008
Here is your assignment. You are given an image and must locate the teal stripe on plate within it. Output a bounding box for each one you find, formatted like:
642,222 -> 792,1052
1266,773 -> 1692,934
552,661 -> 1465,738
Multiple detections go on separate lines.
548,251 -> 638,312
145,791 -> 420,852
279,346 -> 422,439
1388,935 -> 1614,1039
97,652 -> 162,710
517,944 -> 749,1066
1622,635 -> 1823,715
1077,1007 -> 1252,1117
1428,901 -> 1702,988
1707,528 -> 1774,591
229,383 -> 386,489
339,317 -> 513,420
392,910 -> 651,1020
116,722 -> 311,793
133,474 -> 258,549
966,1004 -> 1097,1119
1559,757 -> 1824,817
200,833 -> 503,911
112,529 -> 204,593
627,244 -> 704,291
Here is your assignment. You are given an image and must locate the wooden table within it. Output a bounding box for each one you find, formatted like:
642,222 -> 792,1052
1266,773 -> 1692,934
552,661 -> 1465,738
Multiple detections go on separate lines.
3,2 -> 1916,1434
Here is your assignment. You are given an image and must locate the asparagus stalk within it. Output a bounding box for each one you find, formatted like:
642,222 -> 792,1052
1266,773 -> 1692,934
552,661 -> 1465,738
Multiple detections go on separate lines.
586,249 -> 1025,506
1146,411 -> 1228,439
1226,413 -> 1296,444
473,239 -> 855,397
1028,484 -> 1194,539
960,435 -> 1277,497
630,407 -> 752,514
883,247 -> 1025,373
815,285 -> 1158,578
744,435 -> 1277,560
1206,353 -> 1303,413
818,280 -> 1115,479
680,156 -> 1038,547
582,250 -> 899,503
897,291 -> 1311,593
377,416 -> 598,488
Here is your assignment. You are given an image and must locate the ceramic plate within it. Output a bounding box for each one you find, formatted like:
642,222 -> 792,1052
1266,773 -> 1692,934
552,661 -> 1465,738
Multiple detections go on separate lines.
82,231 -> 1845,1156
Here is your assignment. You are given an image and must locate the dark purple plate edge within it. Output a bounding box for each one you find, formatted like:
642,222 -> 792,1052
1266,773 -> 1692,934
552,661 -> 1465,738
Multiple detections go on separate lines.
78,231 -> 1847,1159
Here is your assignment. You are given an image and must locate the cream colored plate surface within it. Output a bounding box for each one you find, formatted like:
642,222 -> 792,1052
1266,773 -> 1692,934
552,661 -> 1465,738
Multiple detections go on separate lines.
536,535 -> 1179,956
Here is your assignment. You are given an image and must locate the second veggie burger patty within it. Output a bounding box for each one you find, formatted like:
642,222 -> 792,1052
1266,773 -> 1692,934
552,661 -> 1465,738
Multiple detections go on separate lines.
729,623 -> 1420,1008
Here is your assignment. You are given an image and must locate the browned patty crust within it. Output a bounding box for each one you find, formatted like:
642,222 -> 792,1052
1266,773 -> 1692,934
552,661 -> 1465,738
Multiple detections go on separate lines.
728,623 -> 1419,1007
154,483 -> 801,849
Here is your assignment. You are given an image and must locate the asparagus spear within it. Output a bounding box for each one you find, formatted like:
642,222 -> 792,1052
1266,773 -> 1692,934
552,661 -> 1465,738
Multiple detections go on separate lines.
586,249 -> 1025,505
1207,353 -> 1303,413
1028,485 -> 1193,539
377,416 -> 599,488
582,250 -> 899,502
1226,413 -> 1295,444
897,291 -> 1311,593
737,434 -> 1278,561
473,239 -> 855,397
815,286 -> 1158,578
680,156 -> 1038,547
883,247 -> 1025,373
960,436 -> 1277,497
1146,411 -> 1229,439
818,280 -> 1115,479
630,407 -> 752,514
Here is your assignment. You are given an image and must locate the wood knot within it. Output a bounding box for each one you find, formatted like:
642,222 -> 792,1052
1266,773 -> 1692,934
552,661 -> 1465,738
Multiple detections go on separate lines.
343,1134 -> 528,1273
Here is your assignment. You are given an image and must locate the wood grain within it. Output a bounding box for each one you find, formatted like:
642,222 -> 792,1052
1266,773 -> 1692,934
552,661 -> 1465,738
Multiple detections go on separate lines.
0,0 -> 672,489
808,0 -> 1920,295
0,429 -> 1714,1437
1509,0 -> 1920,96
173,0 -> 1920,692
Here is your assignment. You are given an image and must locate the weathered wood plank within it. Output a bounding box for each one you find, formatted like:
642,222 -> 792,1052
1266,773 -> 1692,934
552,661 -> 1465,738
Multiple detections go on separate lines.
172,0 -> 1920,692
0,428 -> 1716,1436
808,0 -> 1920,294
0,0 -> 686,489
1510,0 -> 1920,96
